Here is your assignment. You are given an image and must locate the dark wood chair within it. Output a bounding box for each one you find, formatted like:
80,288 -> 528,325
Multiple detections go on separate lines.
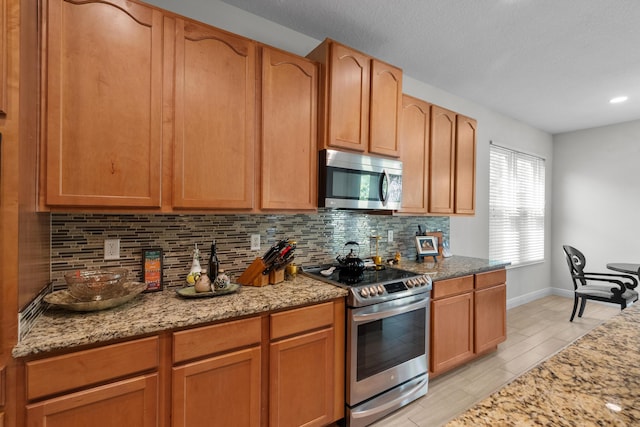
563,245 -> 638,321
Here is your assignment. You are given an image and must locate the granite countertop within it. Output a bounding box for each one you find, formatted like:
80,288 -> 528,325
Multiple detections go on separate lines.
399,255 -> 509,281
13,275 -> 347,358
447,303 -> 640,426
13,255 -> 507,359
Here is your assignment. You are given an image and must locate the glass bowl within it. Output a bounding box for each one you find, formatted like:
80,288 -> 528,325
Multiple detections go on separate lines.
64,268 -> 129,301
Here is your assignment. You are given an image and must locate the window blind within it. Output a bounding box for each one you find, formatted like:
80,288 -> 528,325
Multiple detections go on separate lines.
489,143 -> 545,266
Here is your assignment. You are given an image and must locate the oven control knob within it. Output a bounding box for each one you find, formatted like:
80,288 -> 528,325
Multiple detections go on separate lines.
406,279 -> 414,288
360,287 -> 369,298
377,285 -> 385,294
369,286 -> 378,295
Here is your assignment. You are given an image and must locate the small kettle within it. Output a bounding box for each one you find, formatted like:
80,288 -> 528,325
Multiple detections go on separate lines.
336,241 -> 365,275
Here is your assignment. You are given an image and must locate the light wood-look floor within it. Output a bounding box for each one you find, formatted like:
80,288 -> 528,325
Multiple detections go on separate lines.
370,295 -> 620,426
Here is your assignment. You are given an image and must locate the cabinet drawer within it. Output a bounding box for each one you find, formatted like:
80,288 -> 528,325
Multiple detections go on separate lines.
26,336 -> 159,401
475,269 -> 506,290
271,302 -> 334,340
432,275 -> 474,299
173,316 -> 262,363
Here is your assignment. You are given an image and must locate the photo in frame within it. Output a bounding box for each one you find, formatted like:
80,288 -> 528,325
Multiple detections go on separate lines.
142,248 -> 163,292
415,235 -> 439,257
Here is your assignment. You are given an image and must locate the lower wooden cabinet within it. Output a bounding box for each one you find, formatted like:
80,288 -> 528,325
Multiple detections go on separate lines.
172,347 -> 261,427
431,281 -> 474,375
474,270 -> 507,354
19,300 -> 345,426
270,302 -> 335,427
430,269 -> 507,377
26,374 -> 158,427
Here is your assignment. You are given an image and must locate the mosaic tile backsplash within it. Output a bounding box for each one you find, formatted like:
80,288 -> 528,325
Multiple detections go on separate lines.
51,210 -> 449,289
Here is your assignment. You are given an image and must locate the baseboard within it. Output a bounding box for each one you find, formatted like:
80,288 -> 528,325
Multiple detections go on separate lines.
506,287 -> 556,310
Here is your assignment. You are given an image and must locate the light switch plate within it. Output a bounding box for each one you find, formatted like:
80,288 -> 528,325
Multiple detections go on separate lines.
388,230 -> 394,242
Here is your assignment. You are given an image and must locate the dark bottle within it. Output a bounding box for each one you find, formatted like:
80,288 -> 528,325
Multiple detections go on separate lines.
208,240 -> 220,280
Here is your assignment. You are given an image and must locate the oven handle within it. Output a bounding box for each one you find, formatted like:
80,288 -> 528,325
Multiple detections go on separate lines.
351,297 -> 429,324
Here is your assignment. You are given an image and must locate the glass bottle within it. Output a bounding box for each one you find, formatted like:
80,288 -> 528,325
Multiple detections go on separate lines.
208,240 -> 220,280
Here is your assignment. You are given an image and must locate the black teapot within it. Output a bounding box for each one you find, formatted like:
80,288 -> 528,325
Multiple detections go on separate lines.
336,241 -> 365,276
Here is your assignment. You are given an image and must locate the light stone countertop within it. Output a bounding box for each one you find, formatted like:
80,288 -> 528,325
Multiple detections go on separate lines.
13,255 -> 508,359
13,275 -> 347,358
447,303 -> 640,426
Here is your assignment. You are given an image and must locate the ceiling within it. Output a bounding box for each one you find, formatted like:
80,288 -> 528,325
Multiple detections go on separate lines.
220,0 -> 640,134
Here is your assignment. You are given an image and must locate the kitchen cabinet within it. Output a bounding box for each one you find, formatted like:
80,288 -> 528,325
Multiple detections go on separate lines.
430,269 -> 507,376
171,18 -> 256,210
430,275 -> 474,375
399,95 -> 431,213
42,0 -> 163,208
172,317 -> 262,427
260,46 -> 318,211
25,375 -> 158,427
455,115 -> 477,215
307,39 -> 402,157
429,105 -> 456,214
474,269 -> 507,353
270,302 -> 335,427
24,337 -> 160,427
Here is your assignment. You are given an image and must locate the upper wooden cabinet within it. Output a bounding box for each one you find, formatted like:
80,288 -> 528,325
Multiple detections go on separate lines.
429,105 -> 456,214
455,115 -> 477,215
369,59 -> 402,157
171,18 -> 256,210
307,39 -> 402,157
260,46 -> 317,211
399,95 -> 431,214
43,0 -> 163,208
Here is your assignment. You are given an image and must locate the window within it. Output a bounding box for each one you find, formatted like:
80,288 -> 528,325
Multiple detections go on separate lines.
489,143 -> 545,266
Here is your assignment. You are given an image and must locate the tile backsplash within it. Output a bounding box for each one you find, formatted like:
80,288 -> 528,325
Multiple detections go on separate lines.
51,210 -> 449,289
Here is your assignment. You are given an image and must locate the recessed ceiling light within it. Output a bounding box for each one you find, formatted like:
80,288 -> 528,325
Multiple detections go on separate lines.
605,402 -> 622,412
610,96 -> 628,104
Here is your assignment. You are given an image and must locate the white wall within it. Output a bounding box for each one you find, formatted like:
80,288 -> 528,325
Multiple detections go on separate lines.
551,119 -> 640,293
144,0 -> 555,305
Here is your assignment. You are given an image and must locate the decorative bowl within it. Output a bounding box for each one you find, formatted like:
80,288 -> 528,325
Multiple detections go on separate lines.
64,268 -> 129,301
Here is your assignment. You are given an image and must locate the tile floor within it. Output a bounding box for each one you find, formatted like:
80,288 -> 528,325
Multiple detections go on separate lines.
369,295 -> 620,426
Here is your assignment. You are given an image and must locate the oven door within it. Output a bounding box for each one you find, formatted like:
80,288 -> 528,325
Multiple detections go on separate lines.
347,293 -> 429,406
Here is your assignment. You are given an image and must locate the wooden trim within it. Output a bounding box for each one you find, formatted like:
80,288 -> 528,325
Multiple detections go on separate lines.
270,302 -> 334,340
475,269 -> 506,290
432,275 -> 474,300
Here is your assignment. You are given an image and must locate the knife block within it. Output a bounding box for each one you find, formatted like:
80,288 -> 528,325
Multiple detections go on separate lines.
269,268 -> 284,285
237,258 -> 269,287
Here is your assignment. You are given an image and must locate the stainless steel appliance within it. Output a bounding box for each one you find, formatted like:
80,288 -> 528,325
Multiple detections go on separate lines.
318,149 -> 402,210
303,265 -> 432,427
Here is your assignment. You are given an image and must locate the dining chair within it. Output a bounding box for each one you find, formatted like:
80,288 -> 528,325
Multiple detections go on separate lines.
563,245 -> 639,321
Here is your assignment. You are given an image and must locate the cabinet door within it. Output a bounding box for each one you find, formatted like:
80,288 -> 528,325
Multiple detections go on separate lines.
26,374 -> 158,427
327,42 -> 370,152
429,105 -> 456,214
475,284 -> 507,354
261,46 -> 317,210
431,292 -> 474,375
369,59 -> 402,157
172,347 -> 261,427
270,328 -> 334,427
399,95 -> 430,213
44,0 -> 163,207
172,19 -> 255,209
455,115 -> 477,214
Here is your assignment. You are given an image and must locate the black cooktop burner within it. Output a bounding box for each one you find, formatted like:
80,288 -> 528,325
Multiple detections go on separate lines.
304,264 -> 419,287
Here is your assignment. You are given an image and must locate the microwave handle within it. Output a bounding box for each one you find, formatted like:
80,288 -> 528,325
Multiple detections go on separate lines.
379,169 -> 390,206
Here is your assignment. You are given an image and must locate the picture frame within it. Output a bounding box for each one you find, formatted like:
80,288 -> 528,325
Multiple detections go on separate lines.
415,235 -> 439,256
142,248 -> 163,292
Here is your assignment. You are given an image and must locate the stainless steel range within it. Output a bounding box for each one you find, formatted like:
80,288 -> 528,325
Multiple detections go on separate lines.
303,264 -> 432,427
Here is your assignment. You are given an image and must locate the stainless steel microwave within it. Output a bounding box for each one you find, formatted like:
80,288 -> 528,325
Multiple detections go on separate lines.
319,149 -> 403,210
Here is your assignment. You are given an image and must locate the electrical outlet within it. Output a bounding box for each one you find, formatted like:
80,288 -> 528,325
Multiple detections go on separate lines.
388,230 -> 394,242
104,239 -> 120,260
250,234 -> 261,251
